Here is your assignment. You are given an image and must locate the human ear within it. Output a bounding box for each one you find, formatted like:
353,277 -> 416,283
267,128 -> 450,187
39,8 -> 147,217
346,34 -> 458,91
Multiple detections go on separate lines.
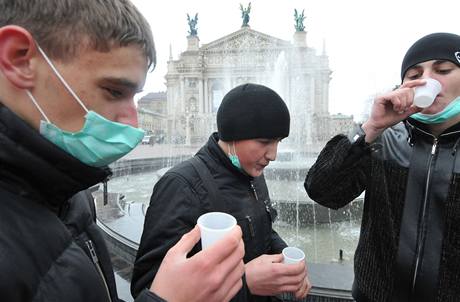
0,25 -> 36,89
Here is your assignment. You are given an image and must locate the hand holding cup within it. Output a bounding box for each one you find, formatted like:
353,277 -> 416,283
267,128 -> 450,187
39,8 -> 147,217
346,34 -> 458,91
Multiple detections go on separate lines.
197,212 -> 236,249
282,246 -> 305,264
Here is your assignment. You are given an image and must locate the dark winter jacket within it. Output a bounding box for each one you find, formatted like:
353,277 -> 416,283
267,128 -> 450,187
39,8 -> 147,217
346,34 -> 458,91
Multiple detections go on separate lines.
131,133 -> 287,302
305,119 -> 460,302
0,103 -> 163,302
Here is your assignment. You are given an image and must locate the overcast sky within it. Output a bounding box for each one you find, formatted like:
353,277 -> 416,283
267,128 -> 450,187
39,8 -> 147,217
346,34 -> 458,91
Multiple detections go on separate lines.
131,0 -> 458,119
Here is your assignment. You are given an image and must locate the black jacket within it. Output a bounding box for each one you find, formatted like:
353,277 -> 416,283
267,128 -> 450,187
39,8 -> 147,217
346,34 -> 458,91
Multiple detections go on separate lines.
0,103 -> 163,302
131,133 -> 286,301
305,119 -> 460,302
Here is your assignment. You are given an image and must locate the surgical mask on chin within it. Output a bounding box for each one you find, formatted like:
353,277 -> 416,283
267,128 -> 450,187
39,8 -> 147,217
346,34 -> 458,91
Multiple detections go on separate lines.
26,45 -> 144,167
229,154 -> 242,169
411,96 -> 460,124
228,142 -> 242,169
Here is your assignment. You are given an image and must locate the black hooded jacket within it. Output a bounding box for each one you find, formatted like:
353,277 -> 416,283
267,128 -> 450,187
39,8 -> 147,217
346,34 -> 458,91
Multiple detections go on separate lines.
131,133 -> 287,302
0,103 -> 163,302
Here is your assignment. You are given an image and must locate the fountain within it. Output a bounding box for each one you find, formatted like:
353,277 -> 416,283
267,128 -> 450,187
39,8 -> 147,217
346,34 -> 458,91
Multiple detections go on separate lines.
96,145 -> 361,301
94,11 -> 362,302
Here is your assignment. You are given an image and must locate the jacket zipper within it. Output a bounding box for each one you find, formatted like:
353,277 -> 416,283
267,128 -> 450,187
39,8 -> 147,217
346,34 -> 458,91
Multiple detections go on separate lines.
250,180 -> 272,215
247,181 -> 259,238
85,240 -> 113,302
250,181 -> 259,200
411,138 -> 438,293
246,216 -> 256,237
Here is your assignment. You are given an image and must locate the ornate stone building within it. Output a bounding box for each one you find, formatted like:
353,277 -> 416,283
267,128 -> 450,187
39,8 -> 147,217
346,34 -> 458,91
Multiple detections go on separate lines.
137,92 -> 167,137
138,92 -> 167,114
164,25 -> 353,148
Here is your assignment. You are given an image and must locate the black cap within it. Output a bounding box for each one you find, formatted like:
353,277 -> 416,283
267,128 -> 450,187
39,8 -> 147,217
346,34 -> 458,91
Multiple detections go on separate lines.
217,83 -> 290,141
401,32 -> 460,80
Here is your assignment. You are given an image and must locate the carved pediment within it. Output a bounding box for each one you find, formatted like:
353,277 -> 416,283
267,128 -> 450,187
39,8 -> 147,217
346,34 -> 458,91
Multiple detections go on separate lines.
201,27 -> 291,53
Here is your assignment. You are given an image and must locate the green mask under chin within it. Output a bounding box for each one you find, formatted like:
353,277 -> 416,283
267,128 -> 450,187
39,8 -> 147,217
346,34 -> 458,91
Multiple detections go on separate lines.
228,142 -> 242,170
229,154 -> 242,169
411,96 -> 460,124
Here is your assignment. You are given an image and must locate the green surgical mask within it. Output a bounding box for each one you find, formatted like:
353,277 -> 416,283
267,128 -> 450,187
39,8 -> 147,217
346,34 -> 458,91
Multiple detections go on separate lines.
228,142 -> 242,169
229,154 -> 242,169
411,96 -> 460,124
26,45 -> 144,167
37,110 -> 144,167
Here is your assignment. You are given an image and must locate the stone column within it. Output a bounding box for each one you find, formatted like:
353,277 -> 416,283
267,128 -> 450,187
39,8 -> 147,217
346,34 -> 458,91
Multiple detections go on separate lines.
180,77 -> 185,112
185,114 -> 191,146
199,79 -> 204,113
204,79 -> 209,113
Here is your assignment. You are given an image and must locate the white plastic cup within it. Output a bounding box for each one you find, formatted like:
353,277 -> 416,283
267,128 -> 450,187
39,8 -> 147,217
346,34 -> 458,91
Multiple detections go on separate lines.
197,212 -> 236,249
413,78 -> 442,108
282,246 -> 305,264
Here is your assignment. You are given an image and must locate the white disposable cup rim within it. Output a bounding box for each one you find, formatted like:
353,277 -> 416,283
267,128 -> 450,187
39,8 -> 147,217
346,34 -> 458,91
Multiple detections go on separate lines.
413,78 -> 442,108
197,212 -> 236,232
282,246 -> 305,264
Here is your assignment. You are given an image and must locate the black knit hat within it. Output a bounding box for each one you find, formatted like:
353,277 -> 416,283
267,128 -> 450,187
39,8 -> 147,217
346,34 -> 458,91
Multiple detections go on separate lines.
401,32 -> 460,80
217,83 -> 290,141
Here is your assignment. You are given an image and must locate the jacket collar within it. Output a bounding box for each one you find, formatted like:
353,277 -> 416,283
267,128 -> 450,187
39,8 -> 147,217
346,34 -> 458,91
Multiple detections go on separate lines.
406,117 -> 460,137
405,118 -> 460,148
0,103 -> 111,211
199,132 -> 254,181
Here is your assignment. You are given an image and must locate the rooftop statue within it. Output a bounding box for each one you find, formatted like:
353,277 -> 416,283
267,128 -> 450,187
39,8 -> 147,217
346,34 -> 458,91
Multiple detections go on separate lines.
294,9 -> 306,32
240,3 -> 251,27
187,13 -> 198,36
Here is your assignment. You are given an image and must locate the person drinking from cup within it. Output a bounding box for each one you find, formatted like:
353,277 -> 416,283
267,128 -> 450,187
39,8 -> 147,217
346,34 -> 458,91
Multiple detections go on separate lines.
132,83 -> 311,301
305,32 -> 460,301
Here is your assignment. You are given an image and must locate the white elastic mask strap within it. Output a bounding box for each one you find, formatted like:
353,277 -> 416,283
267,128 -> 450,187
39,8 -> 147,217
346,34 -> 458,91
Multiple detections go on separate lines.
231,141 -> 237,156
26,90 -> 50,123
36,45 -> 89,113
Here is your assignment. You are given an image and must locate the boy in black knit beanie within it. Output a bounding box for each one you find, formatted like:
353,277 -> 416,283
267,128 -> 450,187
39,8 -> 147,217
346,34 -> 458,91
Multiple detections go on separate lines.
134,83 -> 311,302
306,32 -> 460,301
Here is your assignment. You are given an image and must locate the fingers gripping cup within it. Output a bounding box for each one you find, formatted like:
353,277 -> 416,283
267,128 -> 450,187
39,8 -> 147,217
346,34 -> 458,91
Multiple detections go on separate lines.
197,212 -> 236,249
282,246 -> 305,264
413,78 -> 442,108
281,247 -> 307,300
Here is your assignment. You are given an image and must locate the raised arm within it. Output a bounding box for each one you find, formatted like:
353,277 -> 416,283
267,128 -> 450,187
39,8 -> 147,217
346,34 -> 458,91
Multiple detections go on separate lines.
304,132 -> 371,209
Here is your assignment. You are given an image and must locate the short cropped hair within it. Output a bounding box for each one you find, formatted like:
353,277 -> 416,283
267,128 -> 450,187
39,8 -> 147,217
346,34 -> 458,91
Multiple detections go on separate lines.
0,0 -> 156,69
